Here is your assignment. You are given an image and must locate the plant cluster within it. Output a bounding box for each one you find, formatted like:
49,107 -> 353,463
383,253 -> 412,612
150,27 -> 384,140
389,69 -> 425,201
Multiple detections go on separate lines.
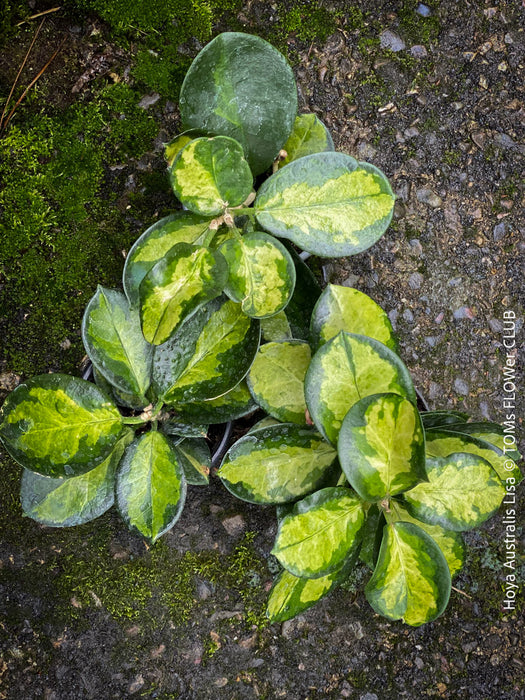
0,32 -> 521,627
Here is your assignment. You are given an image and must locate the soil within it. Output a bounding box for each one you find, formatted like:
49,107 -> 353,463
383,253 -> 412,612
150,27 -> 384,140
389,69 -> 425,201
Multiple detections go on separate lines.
0,2 -> 524,699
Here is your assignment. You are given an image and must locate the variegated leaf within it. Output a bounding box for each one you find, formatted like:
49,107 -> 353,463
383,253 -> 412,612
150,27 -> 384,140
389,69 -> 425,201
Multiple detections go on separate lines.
261,311 -> 293,342
267,550 -> 357,623
140,243 -> 228,345
173,437 -> 211,486
428,421 -> 522,463
116,431 -> 186,543
338,393 -> 426,501
365,521 -> 451,626
20,429 -> 134,527
161,421 -> 208,439
164,129 -> 206,166
421,410 -> 470,430
175,380 -> 258,424
170,136 -> 253,216
305,331 -> 416,446
280,244 -> 321,341
403,453 -> 505,531
255,153 -> 394,257
359,505 -> 385,569
179,32 -> 297,175
93,367 -> 146,410
0,375 -> 122,477
153,297 -> 260,405
311,284 -> 398,351
247,341 -> 311,424
123,212 -> 215,307
425,430 -> 522,483
82,286 -> 153,399
390,501 -> 464,577
278,113 -> 334,169
272,487 -> 365,578
219,423 -> 337,505
220,232 -> 296,318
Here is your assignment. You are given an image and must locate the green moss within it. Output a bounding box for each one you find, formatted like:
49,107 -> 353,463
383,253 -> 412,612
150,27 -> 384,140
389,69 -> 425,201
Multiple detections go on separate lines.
0,83 -> 158,376
398,2 -> 440,45
274,2 -> 340,45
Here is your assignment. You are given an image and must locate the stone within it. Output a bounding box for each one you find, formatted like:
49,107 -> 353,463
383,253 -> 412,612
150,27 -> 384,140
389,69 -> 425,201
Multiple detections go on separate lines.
454,378 -> 469,395
138,93 -> 161,109
416,188 -> 442,208
221,514 -> 247,537
380,30 -> 406,52
493,222 -> 507,241
411,45 -> 428,58
408,272 -> 424,290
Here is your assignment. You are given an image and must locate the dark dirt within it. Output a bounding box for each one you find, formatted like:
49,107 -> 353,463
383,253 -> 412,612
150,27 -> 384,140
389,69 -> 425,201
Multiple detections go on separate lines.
0,1 -> 524,699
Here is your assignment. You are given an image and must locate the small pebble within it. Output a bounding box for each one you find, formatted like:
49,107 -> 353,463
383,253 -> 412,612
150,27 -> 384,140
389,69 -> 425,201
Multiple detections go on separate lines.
453,306 -> 475,320
416,3 -> 431,17
380,30 -> 406,52
416,188 -> 442,208
403,308 -> 414,323
493,222 -> 507,241
221,514 -> 247,537
454,378 -> 469,395
409,272 -> 424,290
488,318 -> 503,333
138,93 -> 160,109
411,45 -> 428,58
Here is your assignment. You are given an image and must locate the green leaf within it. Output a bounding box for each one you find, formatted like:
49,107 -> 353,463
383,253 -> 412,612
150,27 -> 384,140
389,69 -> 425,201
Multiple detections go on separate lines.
93,367 -> 147,410
123,212 -> 215,307
175,380 -> 258,424
403,453 -> 505,531
255,153 -> 395,257
428,421 -> 522,463
218,424 -> 337,505
425,430 -> 522,483
0,375 -> 122,477
164,129 -> 206,167
153,297 -> 260,404
390,501 -> 464,577
20,430 -> 134,527
338,393 -> 426,501
278,113 -> 334,169
140,243 -> 228,345
311,284 -> 398,351
170,136 -> 253,216
247,341 -> 311,424
359,505 -> 385,570
421,410 -> 470,429
116,431 -> 187,543
267,551 -> 356,623
272,487 -> 365,578
179,32 -> 297,175
82,286 -> 153,399
276,244 -> 322,341
161,421 -> 208,439
305,332 -> 416,446
261,311 -> 293,342
220,232 -> 296,318
365,521 -> 451,626
173,437 -> 211,486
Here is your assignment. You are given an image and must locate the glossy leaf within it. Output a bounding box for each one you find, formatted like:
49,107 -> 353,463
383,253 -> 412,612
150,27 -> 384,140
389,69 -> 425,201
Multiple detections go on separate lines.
116,431 -> 186,543
359,505 -> 385,570
0,375 -> 122,477
272,487 -> 365,578
425,430 -> 522,483
365,521 -> 451,626
261,311 -> 293,342
123,212 -> 215,307
153,297 -> 260,405
403,453 -> 505,531
219,423 -> 337,505
20,430 -> 134,527
220,232 -> 296,318
311,284 -> 398,351
170,136 -> 253,216
140,243 -> 228,345
267,551 -> 357,623
82,286 -> 153,399
161,421 -> 208,439
164,129 -> 206,166
390,501 -> 464,577
428,421 -> 522,463
93,367 -> 147,410
305,331 -> 416,446
247,341 -> 311,424
280,244 -> 322,341
173,437 -> 211,486
278,113 -> 334,168
421,410 -> 470,430
338,393 -> 426,501
255,153 -> 395,257
175,380 -> 258,424
179,32 -> 297,175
